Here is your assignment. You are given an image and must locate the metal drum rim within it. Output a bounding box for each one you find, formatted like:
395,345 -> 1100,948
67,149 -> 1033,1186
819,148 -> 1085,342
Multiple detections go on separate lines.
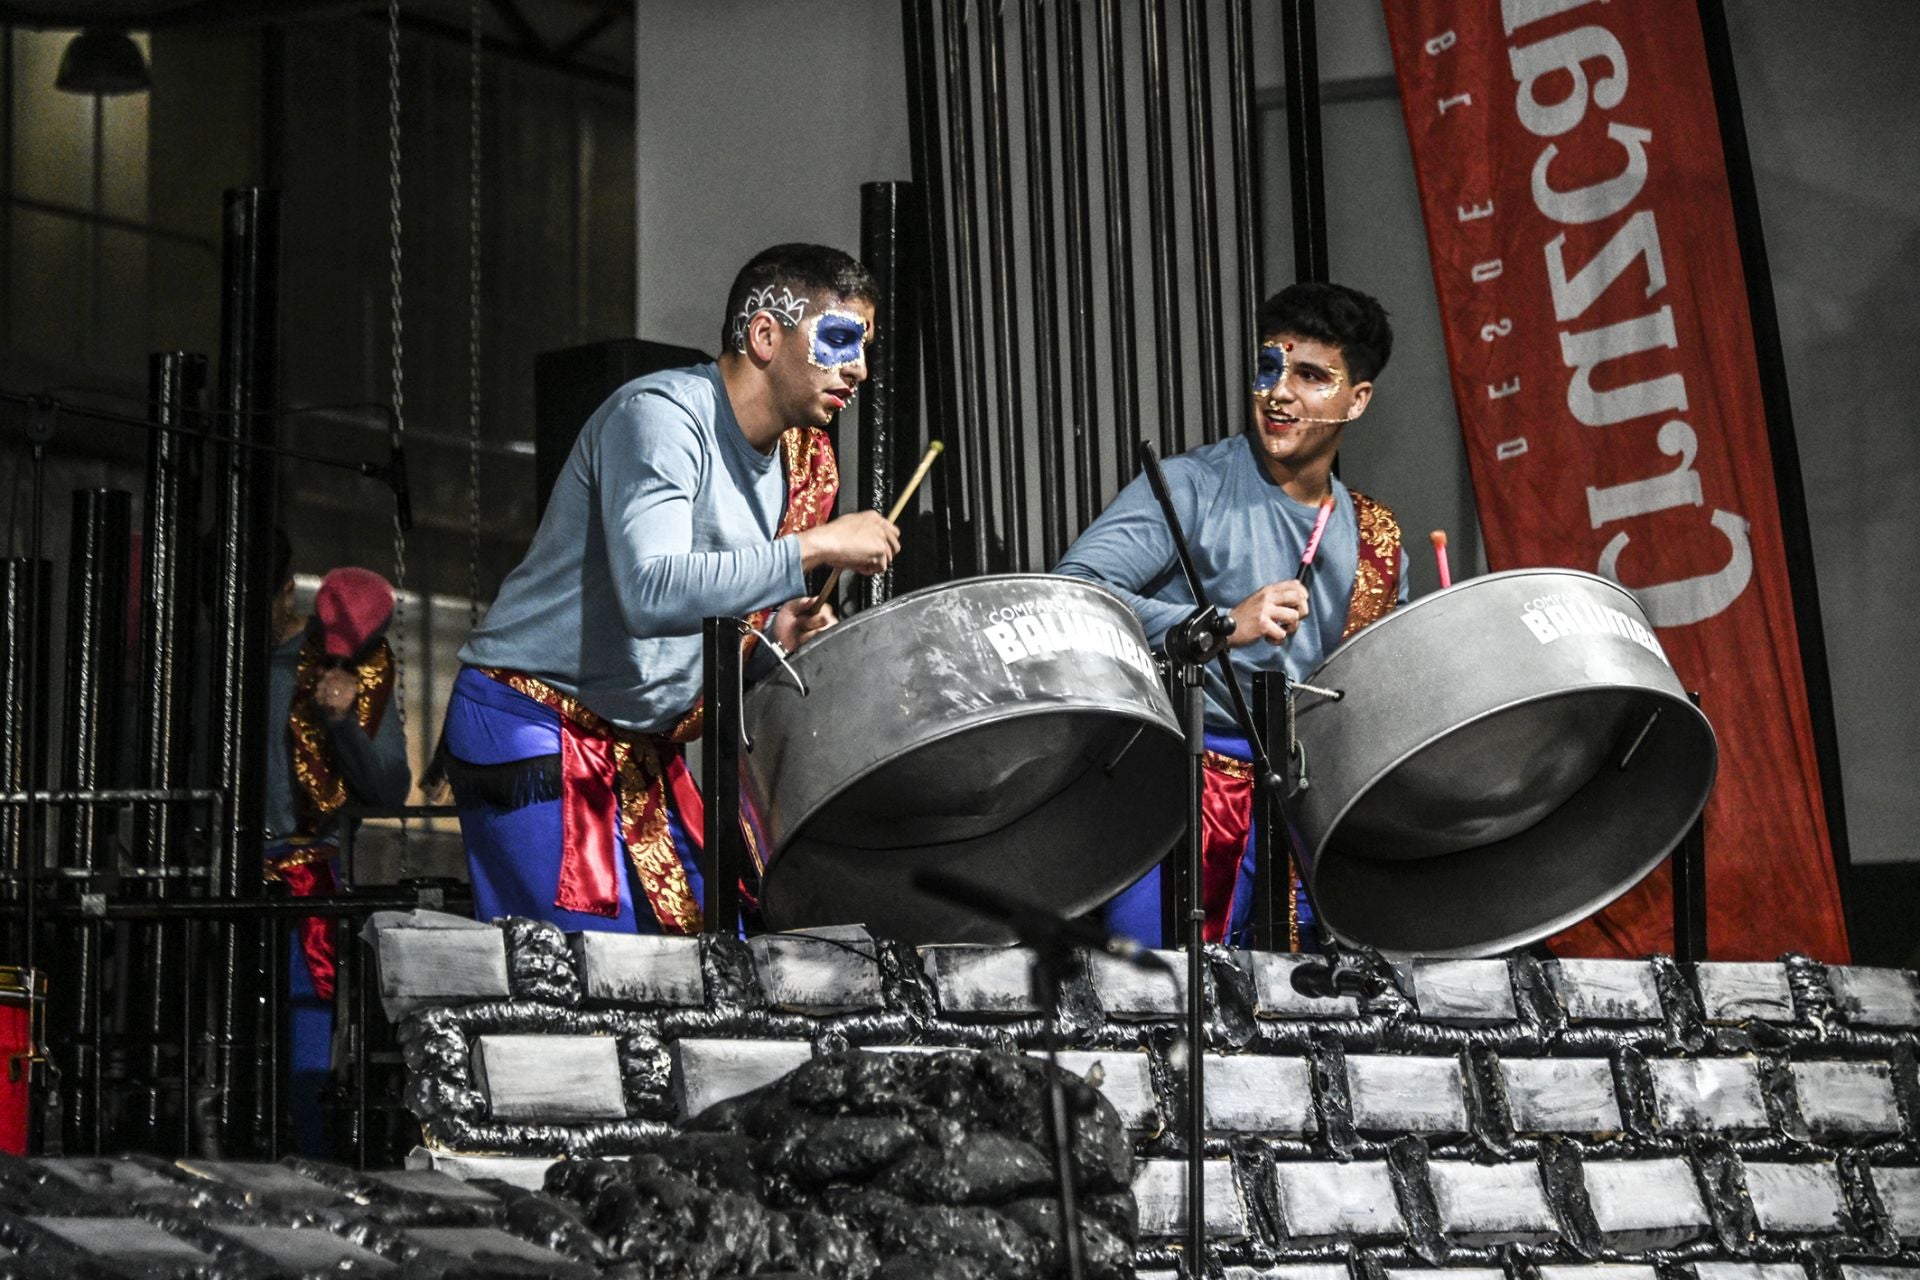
753,696 -> 1183,862
1305,683 -> 1718,956
760,572 -> 1152,673
1303,565 -> 1653,682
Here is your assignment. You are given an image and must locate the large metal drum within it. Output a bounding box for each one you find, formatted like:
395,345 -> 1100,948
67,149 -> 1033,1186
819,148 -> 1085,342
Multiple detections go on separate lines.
1293,568 -> 1717,957
744,575 -> 1184,944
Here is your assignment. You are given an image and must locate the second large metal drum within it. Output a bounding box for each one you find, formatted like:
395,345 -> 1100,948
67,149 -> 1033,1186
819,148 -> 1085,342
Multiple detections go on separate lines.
1292,568 -> 1717,957
745,575 -> 1184,944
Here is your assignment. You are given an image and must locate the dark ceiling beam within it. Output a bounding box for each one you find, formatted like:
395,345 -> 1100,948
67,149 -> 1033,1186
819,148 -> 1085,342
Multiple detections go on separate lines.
486,0 -> 543,53
552,5 -> 620,61
375,7 -> 630,93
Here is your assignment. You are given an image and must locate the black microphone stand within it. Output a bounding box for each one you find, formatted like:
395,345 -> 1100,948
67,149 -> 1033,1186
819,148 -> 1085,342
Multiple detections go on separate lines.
1133,440 -> 1377,1271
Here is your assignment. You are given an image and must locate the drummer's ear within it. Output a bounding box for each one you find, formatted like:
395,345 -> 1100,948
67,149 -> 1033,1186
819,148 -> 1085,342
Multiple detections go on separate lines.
745,311 -> 784,365
1344,380 -> 1374,422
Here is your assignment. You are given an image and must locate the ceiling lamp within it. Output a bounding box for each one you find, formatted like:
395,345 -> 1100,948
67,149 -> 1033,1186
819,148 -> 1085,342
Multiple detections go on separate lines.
54,28 -> 150,96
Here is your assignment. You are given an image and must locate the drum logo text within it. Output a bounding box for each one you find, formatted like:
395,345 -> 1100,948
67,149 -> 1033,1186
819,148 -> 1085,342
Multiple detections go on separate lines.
981,610 -> 1155,677
1519,592 -> 1667,663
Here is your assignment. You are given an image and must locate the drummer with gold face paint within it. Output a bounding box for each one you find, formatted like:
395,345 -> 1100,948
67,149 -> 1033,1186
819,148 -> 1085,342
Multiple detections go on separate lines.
1055,281 -> 1410,953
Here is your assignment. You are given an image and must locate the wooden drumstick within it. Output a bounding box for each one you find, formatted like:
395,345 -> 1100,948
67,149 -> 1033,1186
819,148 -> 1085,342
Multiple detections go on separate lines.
807,440 -> 944,611
1431,529 -> 1453,589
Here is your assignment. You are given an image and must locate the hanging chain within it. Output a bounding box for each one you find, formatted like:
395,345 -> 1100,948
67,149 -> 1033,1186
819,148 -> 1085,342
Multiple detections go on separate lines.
466,0 -> 484,627
385,0 -> 412,850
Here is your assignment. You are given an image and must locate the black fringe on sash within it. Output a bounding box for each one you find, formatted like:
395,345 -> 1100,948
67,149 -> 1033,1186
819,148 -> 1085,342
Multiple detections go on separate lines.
441,752 -> 563,813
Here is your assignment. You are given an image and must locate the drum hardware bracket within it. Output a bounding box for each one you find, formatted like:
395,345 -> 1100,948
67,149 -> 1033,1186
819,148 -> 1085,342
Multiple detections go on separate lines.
1098,723 -> 1146,776
724,617 -> 808,754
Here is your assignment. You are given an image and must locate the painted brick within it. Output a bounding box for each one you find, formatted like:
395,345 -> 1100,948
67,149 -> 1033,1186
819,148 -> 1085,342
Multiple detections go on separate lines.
1841,1269 -> 1920,1280
1872,1165 -> 1920,1240
36,1157 -> 191,1202
1791,1061 -> 1903,1136
364,1168 -> 501,1205
1693,963 -> 1795,1024
409,1149 -> 558,1192
1647,1057 -> 1770,1132
571,933 -> 705,1007
1132,1159 -> 1247,1238
1345,1055 -> 1469,1133
671,1038 -> 813,1120
1247,952 -> 1361,1020
1827,967 -> 1920,1029
1241,1267 -> 1353,1280
1548,959 -> 1662,1022
211,1226 -> 396,1273
30,1218 -> 208,1265
373,920 -> 511,1017
1410,959 -> 1517,1024
175,1159 -> 345,1209
473,1034 -> 626,1123
1386,1271 -> 1505,1280
1499,1057 -> 1623,1134
1269,1161 -> 1405,1241
1538,1269 -> 1660,1280
406,1226 -> 592,1275
919,945 -> 1040,1017
1041,1050 -> 1160,1131
1085,948 -> 1187,1019
748,931 -> 883,1013
1206,1055 -> 1315,1135
1742,1162 -> 1846,1234
1692,1266 -> 1809,1280
1426,1161 -> 1558,1244
1581,1158 -> 1711,1250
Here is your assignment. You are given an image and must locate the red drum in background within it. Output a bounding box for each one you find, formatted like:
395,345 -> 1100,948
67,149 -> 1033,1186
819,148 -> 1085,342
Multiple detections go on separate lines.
0,967 -> 42,1155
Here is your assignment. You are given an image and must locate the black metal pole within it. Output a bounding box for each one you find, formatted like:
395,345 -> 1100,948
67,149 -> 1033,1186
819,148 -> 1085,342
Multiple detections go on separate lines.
1019,0 -> 1067,566
209,187 -> 282,1157
860,181 -> 919,610
1673,690 -> 1708,963
1056,0 -> 1099,533
1694,0 -> 1854,953
978,2 -> 1028,571
1280,0 -> 1328,284
901,0 -> 961,581
55,486 -> 132,1153
1181,0 -> 1228,446
1226,0 -> 1263,349
1095,0 -> 1142,499
700,617 -> 746,935
945,0 -> 993,578
1179,667 -> 1207,1274
1251,671 -> 1282,951
0,558 -> 49,916
1141,0 -> 1184,458
129,351 -> 205,1149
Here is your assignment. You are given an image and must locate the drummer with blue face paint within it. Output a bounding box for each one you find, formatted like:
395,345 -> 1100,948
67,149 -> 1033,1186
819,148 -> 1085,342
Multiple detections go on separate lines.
439,243 -> 901,937
1055,280 -> 1412,952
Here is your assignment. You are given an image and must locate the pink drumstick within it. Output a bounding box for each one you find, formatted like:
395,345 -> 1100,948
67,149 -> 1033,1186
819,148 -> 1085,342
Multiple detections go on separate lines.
1430,529 -> 1453,589
1297,496 -> 1336,590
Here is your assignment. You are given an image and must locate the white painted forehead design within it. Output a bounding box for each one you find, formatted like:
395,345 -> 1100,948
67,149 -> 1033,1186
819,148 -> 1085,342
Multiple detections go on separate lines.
728,285 -> 811,353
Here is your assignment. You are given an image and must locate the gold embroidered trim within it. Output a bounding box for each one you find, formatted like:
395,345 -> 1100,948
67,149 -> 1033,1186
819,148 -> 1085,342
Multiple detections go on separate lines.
289,638 -> 394,837
1342,490 -> 1403,639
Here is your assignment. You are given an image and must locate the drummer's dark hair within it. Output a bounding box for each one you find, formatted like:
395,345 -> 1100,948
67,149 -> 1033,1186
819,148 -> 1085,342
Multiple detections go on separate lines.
1257,282 -> 1393,384
722,244 -> 878,353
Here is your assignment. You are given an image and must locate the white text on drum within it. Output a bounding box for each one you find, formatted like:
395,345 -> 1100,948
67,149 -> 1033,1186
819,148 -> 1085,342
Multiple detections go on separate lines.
981,612 -> 1157,678
1519,593 -> 1667,662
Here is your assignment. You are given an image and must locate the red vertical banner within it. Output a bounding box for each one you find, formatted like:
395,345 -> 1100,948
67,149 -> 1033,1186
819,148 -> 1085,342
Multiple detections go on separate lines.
1381,0 -> 1847,961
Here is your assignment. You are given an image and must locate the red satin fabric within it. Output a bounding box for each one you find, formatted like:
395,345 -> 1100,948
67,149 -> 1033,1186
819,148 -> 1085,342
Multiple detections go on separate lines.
1199,760 -> 1254,943
664,752 -> 705,850
280,857 -> 339,1001
557,720 -> 622,917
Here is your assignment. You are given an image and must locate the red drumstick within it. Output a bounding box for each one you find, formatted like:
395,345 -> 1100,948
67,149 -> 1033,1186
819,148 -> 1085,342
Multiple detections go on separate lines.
1430,529 -> 1453,589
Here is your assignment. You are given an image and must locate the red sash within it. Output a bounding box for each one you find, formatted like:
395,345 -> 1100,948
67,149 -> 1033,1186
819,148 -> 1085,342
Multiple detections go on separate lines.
496,426 -> 839,931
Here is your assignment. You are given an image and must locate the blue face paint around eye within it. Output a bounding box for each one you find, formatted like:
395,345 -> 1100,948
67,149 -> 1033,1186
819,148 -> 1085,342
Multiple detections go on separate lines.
808,311 -> 869,372
1252,341 -> 1289,394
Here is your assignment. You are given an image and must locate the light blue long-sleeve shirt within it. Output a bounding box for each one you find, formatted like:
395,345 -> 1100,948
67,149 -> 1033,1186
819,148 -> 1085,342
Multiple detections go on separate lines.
459,363 -> 806,733
1055,431 -> 1407,733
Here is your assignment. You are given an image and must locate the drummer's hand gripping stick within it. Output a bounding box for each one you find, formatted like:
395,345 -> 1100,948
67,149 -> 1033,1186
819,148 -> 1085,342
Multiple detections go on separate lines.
806,440 -> 943,613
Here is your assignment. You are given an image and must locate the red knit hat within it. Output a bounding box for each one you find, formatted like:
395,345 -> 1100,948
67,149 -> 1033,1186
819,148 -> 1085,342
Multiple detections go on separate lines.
314,566 -> 395,660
